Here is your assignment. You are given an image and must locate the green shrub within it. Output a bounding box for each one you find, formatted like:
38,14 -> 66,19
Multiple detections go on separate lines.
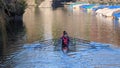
15,0 -> 27,15
0,0 -> 27,16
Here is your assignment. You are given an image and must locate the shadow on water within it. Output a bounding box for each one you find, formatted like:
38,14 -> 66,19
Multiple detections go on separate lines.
9,18 -> 25,43
0,16 -> 25,65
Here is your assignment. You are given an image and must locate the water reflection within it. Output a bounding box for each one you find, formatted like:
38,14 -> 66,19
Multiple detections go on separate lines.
23,6 -> 44,43
40,8 -> 53,40
95,16 -> 114,44
23,6 -> 120,46
113,20 -> 120,46
0,17 -> 7,57
0,13 -> 25,61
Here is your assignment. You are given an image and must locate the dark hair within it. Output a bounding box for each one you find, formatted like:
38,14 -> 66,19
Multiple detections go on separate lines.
63,31 -> 67,35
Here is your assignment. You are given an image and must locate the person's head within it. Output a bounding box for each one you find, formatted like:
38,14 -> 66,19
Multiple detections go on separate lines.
63,31 -> 68,36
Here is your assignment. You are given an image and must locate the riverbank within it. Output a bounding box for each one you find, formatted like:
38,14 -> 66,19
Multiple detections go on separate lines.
67,2 -> 120,21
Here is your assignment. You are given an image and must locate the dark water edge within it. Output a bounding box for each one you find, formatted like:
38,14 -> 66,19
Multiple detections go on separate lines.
0,15 -> 25,61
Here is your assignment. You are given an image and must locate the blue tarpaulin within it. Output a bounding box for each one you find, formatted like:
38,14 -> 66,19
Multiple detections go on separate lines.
113,12 -> 120,19
108,5 -> 120,9
80,4 -> 95,9
92,5 -> 120,11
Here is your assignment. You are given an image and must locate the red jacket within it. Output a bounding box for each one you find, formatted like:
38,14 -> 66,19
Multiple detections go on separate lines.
61,35 -> 69,45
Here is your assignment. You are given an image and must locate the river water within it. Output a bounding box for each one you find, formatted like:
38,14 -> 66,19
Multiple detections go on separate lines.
23,6 -> 120,46
1,6 -> 120,68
